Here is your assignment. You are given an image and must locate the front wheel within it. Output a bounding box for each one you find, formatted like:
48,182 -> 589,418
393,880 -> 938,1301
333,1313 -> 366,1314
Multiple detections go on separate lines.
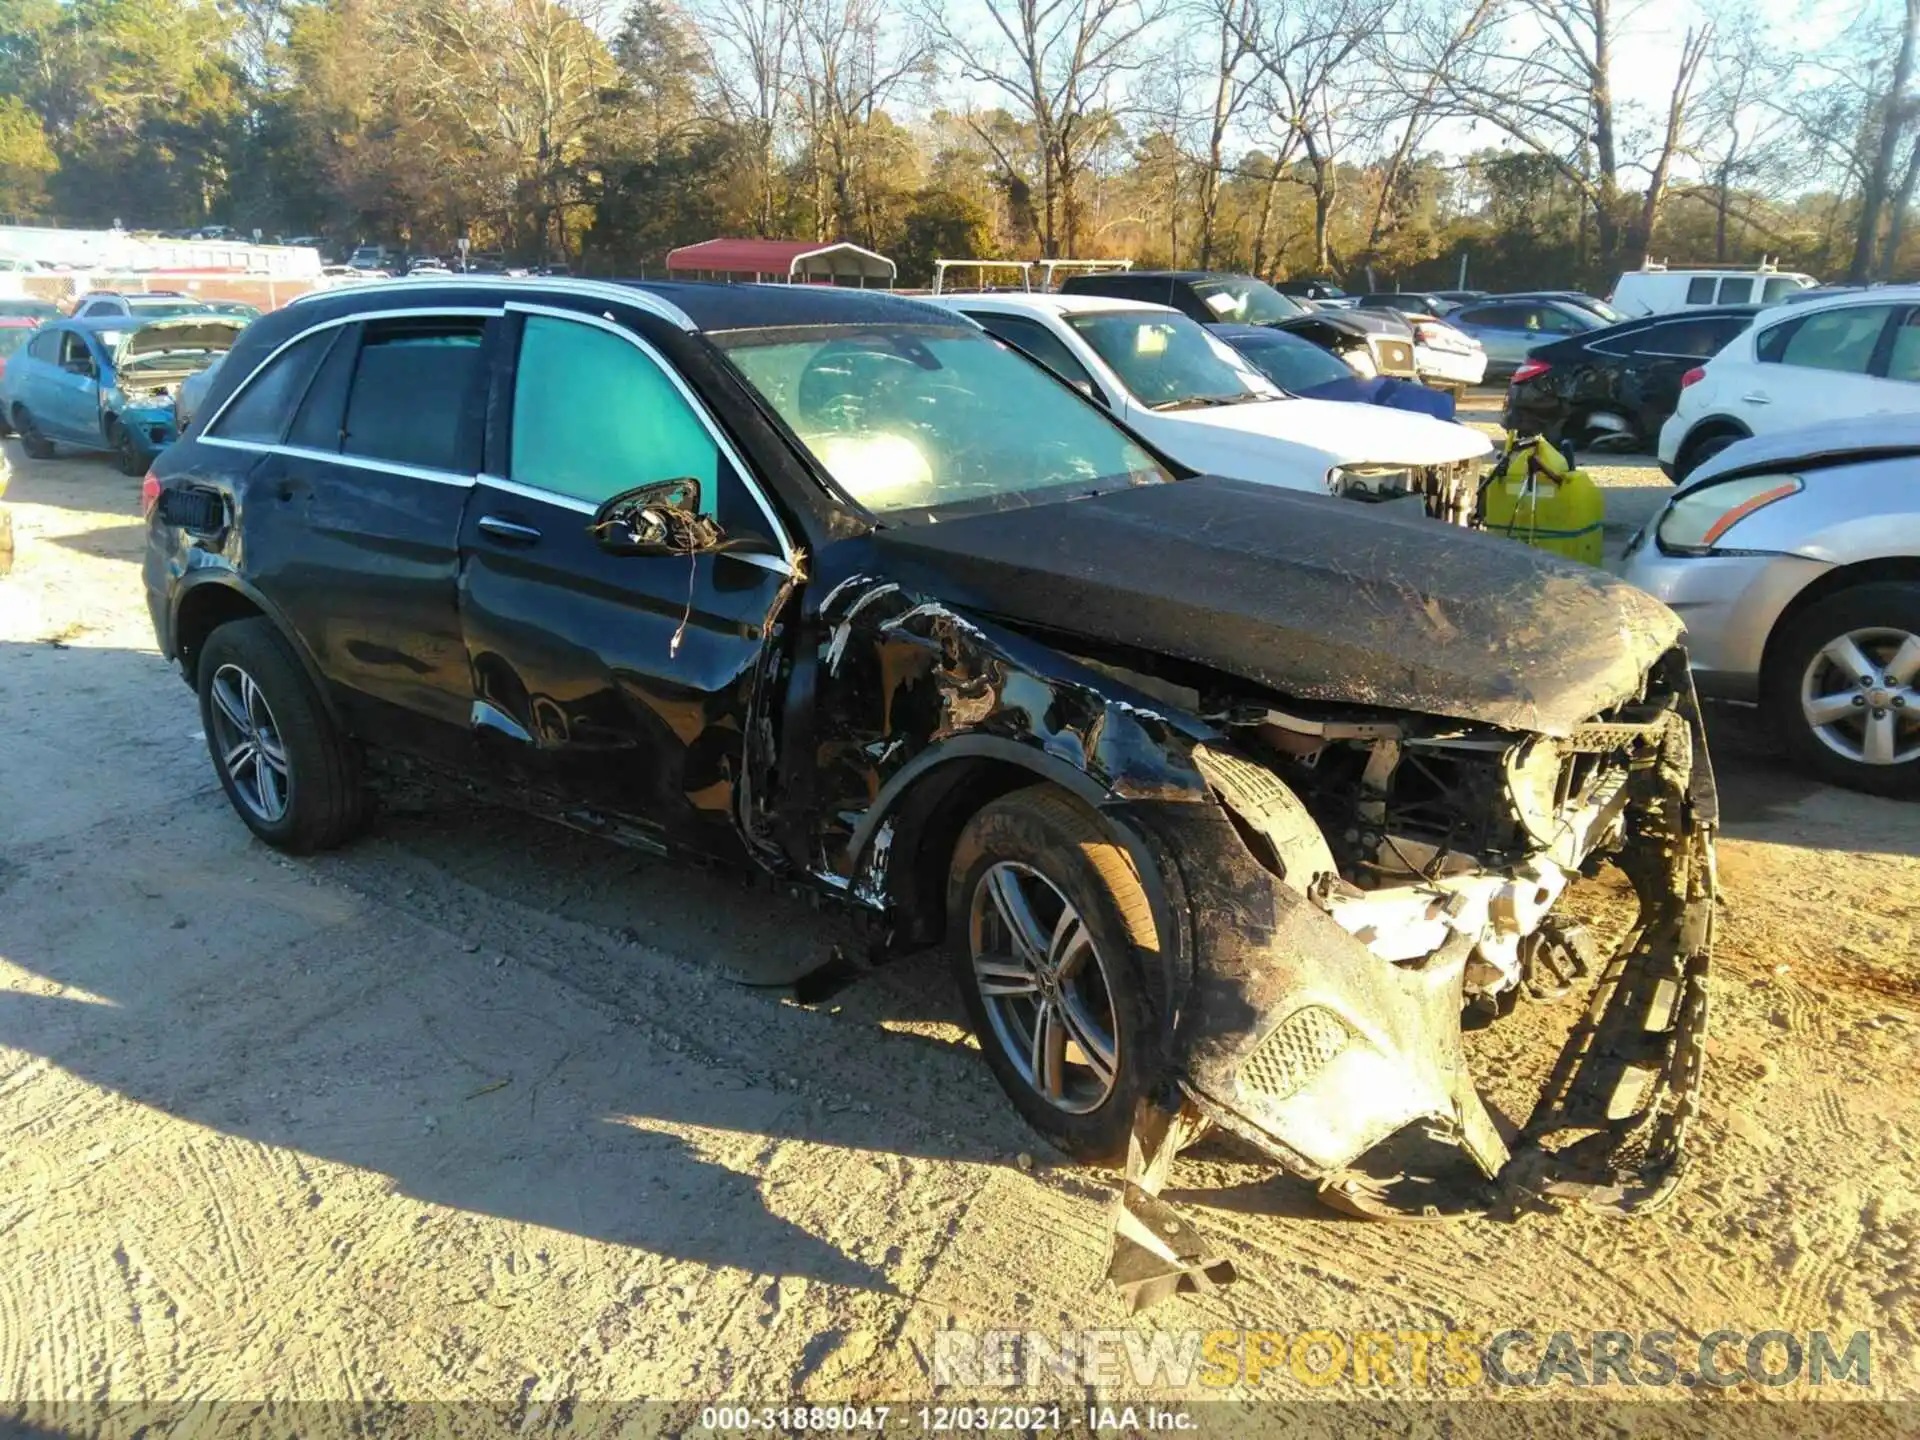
109,419 -> 147,477
197,617 -> 368,850
1765,583 -> 1920,798
947,787 -> 1165,1162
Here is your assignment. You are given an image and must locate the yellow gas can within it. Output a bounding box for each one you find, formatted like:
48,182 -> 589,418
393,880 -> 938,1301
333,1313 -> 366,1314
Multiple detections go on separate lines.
1480,435 -> 1606,567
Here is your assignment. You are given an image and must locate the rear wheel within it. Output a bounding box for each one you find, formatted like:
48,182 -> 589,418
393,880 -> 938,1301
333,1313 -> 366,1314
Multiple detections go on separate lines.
197,617 -> 368,850
1570,408 -> 1639,452
947,787 -> 1164,1162
1765,583 -> 1920,798
1674,425 -> 1741,481
14,407 -> 54,460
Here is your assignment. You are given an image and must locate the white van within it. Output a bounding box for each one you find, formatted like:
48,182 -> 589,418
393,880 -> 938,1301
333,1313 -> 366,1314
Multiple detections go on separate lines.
1610,264 -> 1817,318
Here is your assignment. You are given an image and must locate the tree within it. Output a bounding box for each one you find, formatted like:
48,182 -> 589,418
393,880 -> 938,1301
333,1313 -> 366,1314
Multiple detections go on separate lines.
691,0 -> 796,235
1224,0 -> 1390,273
917,0 -> 1164,255
0,92 -> 53,216
1850,0 -> 1920,281
793,0 -> 931,240
1427,0 -> 1713,276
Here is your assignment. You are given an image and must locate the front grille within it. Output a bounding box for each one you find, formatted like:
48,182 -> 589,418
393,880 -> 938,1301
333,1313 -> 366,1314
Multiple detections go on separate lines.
1373,338 -> 1417,376
1236,1006 -> 1349,1105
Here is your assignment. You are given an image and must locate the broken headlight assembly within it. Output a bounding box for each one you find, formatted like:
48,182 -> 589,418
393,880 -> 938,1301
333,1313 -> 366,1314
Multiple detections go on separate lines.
1655,472 -> 1801,556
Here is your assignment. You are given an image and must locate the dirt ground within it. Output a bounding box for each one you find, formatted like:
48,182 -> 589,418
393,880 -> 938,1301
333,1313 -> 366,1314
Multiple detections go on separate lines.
2,425 -> 1917,1426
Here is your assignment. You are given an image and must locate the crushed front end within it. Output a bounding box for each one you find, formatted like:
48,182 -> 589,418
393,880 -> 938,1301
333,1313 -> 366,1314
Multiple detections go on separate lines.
1108,647 -> 1716,1307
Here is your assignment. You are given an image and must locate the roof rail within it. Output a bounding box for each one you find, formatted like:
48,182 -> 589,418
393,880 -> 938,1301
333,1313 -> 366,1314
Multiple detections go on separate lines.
287,274 -> 698,330
931,259 -> 1033,296
1035,257 -> 1131,289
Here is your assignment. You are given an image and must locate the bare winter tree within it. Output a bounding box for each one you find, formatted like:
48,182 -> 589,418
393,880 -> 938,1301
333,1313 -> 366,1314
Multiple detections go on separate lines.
1682,9 -> 1800,262
1427,0 -> 1713,273
1226,0 -> 1391,273
916,0 -> 1166,255
1849,0 -> 1920,281
794,0 -> 932,241
691,0 -> 798,234
1363,0 -> 1496,266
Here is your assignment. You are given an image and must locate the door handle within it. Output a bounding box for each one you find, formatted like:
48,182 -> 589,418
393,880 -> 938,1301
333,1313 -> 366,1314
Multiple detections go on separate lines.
477,515 -> 542,544
1740,391 -> 1771,404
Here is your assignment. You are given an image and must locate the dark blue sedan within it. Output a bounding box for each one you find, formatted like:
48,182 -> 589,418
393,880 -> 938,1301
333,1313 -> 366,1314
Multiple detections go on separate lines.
1212,324 -> 1457,420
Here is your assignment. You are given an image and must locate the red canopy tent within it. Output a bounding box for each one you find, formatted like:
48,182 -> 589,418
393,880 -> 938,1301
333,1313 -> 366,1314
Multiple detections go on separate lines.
663,238 -> 896,286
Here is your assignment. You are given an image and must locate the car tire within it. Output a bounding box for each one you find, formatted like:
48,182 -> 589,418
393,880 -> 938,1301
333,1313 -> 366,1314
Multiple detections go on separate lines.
1764,583 -> 1920,798
108,418 -> 147,477
197,617 -> 369,851
14,408 -> 55,460
946,785 -> 1165,1164
1674,426 -> 1740,481
1571,409 -> 1639,453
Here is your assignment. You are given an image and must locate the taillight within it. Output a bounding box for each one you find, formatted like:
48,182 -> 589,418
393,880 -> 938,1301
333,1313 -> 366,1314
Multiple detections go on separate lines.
1680,366 -> 1706,389
1511,359 -> 1551,384
141,471 -> 160,516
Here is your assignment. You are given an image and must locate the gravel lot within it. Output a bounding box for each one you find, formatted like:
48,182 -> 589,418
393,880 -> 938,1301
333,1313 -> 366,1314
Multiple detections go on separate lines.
2,429 -> 1916,1427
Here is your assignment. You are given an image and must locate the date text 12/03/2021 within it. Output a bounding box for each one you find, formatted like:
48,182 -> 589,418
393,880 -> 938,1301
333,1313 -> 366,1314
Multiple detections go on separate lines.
698,1406 -> 1197,1431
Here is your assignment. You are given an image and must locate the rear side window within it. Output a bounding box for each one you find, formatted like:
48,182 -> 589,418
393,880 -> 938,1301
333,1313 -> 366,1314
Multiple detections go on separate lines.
340,319 -> 485,472
1460,305 -> 1525,328
508,314 -> 718,508
1757,305 -> 1893,375
1685,277 -> 1717,304
967,312 -> 1098,391
1630,316 -> 1750,358
208,329 -> 335,444
1715,278 -> 1752,304
28,328 -> 59,361
1888,310 -> 1920,383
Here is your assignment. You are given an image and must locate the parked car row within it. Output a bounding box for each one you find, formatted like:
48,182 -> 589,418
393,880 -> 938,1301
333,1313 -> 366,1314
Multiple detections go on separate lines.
140,276 -> 1717,1271
925,290 -> 1491,516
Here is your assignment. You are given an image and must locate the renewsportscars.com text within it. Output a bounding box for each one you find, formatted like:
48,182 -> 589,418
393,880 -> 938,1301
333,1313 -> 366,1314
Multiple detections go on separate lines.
931,1328 -> 1873,1391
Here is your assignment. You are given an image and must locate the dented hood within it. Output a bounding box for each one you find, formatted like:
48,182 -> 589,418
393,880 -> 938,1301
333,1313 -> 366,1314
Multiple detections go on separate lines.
869,476 -> 1681,735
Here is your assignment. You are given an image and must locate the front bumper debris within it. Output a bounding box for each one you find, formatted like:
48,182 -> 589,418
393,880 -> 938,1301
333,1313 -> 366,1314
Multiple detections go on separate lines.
1105,677 -> 1717,1307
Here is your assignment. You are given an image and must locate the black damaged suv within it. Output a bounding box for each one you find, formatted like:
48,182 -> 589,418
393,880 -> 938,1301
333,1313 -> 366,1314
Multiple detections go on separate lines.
146,278 -> 1717,1291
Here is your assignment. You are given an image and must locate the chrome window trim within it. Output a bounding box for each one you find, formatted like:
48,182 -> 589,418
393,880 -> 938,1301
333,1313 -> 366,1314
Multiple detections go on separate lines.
288,275 -> 698,332
199,305 -> 503,440
504,301 -> 797,571
198,434 -> 476,488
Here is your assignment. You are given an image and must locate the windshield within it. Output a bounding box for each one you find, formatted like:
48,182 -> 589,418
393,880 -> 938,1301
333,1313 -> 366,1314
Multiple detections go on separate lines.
1227,331 -> 1353,392
1761,276 -> 1812,303
1066,310 -> 1278,409
717,323 -> 1172,518
1191,277 -> 1305,324
1576,296 -> 1624,322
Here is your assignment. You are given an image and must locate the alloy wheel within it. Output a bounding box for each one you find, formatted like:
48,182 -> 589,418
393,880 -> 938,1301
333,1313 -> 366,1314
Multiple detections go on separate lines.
968,861 -> 1120,1114
209,662 -> 292,821
1799,626 -> 1920,768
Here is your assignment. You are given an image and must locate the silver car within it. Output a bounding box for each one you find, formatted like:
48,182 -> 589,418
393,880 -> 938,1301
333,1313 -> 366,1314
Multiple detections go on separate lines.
1623,417 -> 1920,796
1447,297 -> 1606,378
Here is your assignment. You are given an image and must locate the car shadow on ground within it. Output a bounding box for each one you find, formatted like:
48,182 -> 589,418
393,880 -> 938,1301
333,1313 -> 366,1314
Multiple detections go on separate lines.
0,646 -> 1082,1298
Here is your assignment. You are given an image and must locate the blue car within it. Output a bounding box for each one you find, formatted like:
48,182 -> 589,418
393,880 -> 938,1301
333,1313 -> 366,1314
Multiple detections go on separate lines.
1212,323 -> 1458,420
2,315 -> 244,474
